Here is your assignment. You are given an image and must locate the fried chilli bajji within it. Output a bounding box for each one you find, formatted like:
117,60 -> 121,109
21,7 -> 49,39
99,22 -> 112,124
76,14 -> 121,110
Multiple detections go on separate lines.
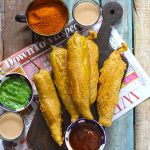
67,32 -> 93,120
50,46 -> 79,122
87,31 -> 99,105
97,43 -> 128,127
33,69 -> 63,146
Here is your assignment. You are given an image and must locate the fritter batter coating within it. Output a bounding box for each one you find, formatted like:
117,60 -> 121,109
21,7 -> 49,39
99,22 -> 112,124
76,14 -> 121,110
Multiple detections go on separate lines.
67,32 -> 93,120
33,69 -> 63,146
97,43 -> 128,127
50,46 -> 79,122
87,31 -> 99,105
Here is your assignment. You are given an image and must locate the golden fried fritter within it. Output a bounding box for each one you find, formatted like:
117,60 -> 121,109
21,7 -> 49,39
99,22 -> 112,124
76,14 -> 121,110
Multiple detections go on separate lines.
87,31 -> 99,104
97,43 -> 128,127
50,46 -> 79,122
33,69 -> 63,146
67,32 -> 93,120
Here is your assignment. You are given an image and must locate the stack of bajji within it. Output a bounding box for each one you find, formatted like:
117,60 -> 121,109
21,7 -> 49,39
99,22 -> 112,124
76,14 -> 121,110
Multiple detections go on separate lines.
33,31 -> 127,146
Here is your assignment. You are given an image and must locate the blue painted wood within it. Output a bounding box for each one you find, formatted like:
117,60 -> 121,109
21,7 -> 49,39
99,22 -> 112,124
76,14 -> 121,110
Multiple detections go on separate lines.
64,0 -> 134,150
101,0 -> 134,150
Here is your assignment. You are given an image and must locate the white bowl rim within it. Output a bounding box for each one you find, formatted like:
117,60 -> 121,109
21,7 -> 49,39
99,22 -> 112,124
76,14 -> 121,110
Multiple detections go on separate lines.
65,118 -> 106,150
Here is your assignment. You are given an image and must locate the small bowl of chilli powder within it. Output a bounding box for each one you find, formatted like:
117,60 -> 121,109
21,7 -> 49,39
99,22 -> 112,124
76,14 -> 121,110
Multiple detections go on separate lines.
26,0 -> 69,36
0,73 -> 33,112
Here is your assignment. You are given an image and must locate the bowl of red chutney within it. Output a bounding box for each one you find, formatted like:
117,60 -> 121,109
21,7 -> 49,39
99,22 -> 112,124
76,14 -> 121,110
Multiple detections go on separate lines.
65,118 -> 106,150
0,73 -> 33,112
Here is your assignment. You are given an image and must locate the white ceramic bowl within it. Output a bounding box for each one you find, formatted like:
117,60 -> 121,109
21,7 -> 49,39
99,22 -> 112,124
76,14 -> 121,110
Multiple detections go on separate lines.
65,118 -> 106,150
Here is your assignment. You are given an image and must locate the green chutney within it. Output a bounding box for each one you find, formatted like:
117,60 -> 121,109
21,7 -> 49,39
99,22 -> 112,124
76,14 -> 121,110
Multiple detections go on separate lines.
0,75 -> 32,110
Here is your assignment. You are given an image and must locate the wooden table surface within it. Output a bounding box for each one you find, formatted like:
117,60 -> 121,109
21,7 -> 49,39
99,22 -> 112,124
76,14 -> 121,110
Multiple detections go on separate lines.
0,0 -> 149,150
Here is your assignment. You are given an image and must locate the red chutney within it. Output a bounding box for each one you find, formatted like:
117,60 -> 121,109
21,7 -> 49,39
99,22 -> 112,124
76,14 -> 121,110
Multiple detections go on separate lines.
69,123 -> 102,150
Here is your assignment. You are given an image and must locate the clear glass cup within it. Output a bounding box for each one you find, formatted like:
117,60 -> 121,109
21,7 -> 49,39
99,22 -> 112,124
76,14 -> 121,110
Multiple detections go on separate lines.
72,0 -> 101,27
0,112 -> 25,141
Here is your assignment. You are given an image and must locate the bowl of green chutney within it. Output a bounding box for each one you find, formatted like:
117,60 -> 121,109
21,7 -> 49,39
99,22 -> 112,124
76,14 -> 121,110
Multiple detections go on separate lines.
0,73 -> 33,112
